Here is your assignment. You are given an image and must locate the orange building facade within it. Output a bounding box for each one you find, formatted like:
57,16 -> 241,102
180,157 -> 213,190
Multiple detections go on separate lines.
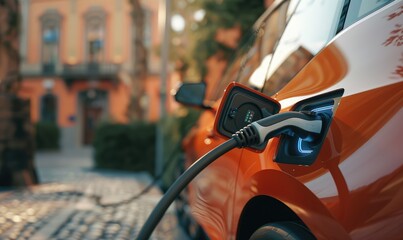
18,0 -> 162,148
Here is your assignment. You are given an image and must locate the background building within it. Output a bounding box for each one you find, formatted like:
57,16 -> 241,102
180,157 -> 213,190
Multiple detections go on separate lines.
18,0 -> 163,149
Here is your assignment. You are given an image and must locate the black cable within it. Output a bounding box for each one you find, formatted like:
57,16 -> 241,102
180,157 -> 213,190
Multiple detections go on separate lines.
95,141 -> 184,207
136,111 -> 323,239
34,115 -> 199,209
95,177 -> 158,207
40,126 -> 191,208
95,117 -> 201,207
76,120 -> 257,209
137,138 -> 239,240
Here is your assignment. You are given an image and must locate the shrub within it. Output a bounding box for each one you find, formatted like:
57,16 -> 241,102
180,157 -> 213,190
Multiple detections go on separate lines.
93,121 -> 156,175
93,108 -> 200,183
35,121 -> 60,150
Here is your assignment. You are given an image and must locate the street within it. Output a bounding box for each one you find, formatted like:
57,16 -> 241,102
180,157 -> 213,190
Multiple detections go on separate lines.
0,148 -> 189,240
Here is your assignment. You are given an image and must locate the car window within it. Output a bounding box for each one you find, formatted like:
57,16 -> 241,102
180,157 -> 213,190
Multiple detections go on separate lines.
238,0 -> 294,89
343,0 -> 395,29
210,0 -> 295,101
262,0 -> 344,96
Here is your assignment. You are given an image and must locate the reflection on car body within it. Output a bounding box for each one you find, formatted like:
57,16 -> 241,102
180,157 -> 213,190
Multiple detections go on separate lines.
175,0 -> 403,239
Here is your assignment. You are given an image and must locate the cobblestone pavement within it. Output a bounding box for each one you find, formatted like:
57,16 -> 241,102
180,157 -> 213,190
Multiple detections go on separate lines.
0,148 -> 189,240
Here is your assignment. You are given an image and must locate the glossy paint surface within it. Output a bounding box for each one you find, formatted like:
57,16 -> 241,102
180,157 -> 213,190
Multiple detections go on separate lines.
182,108 -> 244,239
181,1 -> 403,239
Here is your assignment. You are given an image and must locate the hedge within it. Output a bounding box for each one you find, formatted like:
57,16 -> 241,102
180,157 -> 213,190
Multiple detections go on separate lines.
93,121 -> 156,175
35,121 -> 60,150
92,108 -> 201,183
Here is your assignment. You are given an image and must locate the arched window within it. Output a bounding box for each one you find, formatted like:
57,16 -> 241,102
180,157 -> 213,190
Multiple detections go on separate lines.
40,10 -> 61,66
84,7 -> 106,63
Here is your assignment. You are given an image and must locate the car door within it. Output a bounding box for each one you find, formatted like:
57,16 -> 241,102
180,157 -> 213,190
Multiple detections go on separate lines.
181,1 -> 294,238
233,0 -> 402,239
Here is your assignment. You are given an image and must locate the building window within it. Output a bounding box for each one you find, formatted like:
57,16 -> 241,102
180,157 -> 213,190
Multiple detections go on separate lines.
40,10 -> 61,65
40,93 -> 58,123
85,7 -> 106,63
144,9 -> 152,48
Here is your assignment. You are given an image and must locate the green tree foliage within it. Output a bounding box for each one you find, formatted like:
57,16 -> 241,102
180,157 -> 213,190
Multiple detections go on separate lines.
172,0 -> 265,81
0,0 -> 20,89
127,0 -> 148,121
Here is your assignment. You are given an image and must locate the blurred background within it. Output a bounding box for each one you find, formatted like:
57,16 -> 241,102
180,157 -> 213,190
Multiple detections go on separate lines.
0,0 -> 275,239
0,0 -> 273,188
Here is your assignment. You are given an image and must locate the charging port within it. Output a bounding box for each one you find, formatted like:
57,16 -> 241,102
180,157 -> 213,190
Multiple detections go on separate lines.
215,83 -> 281,150
275,89 -> 344,165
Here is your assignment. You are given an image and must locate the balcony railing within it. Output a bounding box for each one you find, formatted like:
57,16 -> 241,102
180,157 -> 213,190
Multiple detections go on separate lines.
21,62 -> 120,81
20,63 -> 61,77
62,63 -> 120,79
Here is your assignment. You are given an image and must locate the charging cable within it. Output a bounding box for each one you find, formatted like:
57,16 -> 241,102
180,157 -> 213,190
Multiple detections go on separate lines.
137,111 -> 323,240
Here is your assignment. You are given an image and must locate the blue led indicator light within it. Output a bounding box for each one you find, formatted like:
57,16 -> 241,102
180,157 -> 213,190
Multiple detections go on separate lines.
296,105 -> 333,154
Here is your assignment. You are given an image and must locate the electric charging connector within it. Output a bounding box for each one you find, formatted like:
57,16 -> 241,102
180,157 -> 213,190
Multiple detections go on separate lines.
137,111 -> 324,240
233,111 -> 323,147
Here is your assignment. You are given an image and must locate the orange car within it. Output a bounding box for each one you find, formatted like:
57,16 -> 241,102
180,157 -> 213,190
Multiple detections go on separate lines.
174,0 -> 403,239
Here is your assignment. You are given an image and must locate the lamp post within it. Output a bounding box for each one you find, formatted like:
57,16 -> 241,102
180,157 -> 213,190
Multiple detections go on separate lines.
155,0 -> 171,182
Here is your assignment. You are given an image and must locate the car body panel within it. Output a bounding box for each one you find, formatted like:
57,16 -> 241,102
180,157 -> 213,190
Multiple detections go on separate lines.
233,2 -> 403,239
180,0 -> 403,239
182,108 -> 244,238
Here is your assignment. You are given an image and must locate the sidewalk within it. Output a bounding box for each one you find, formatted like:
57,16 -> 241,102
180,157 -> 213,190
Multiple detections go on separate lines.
0,148 -> 189,240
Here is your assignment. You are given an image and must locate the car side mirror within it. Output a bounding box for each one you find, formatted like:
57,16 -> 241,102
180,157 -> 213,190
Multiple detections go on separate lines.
174,82 -> 211,109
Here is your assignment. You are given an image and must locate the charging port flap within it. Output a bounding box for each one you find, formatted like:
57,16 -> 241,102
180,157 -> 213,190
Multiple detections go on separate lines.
215,83 -> 281,150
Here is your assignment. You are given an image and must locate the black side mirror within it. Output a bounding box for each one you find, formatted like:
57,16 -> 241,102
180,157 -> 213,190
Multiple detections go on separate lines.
174,82 -> 211,109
